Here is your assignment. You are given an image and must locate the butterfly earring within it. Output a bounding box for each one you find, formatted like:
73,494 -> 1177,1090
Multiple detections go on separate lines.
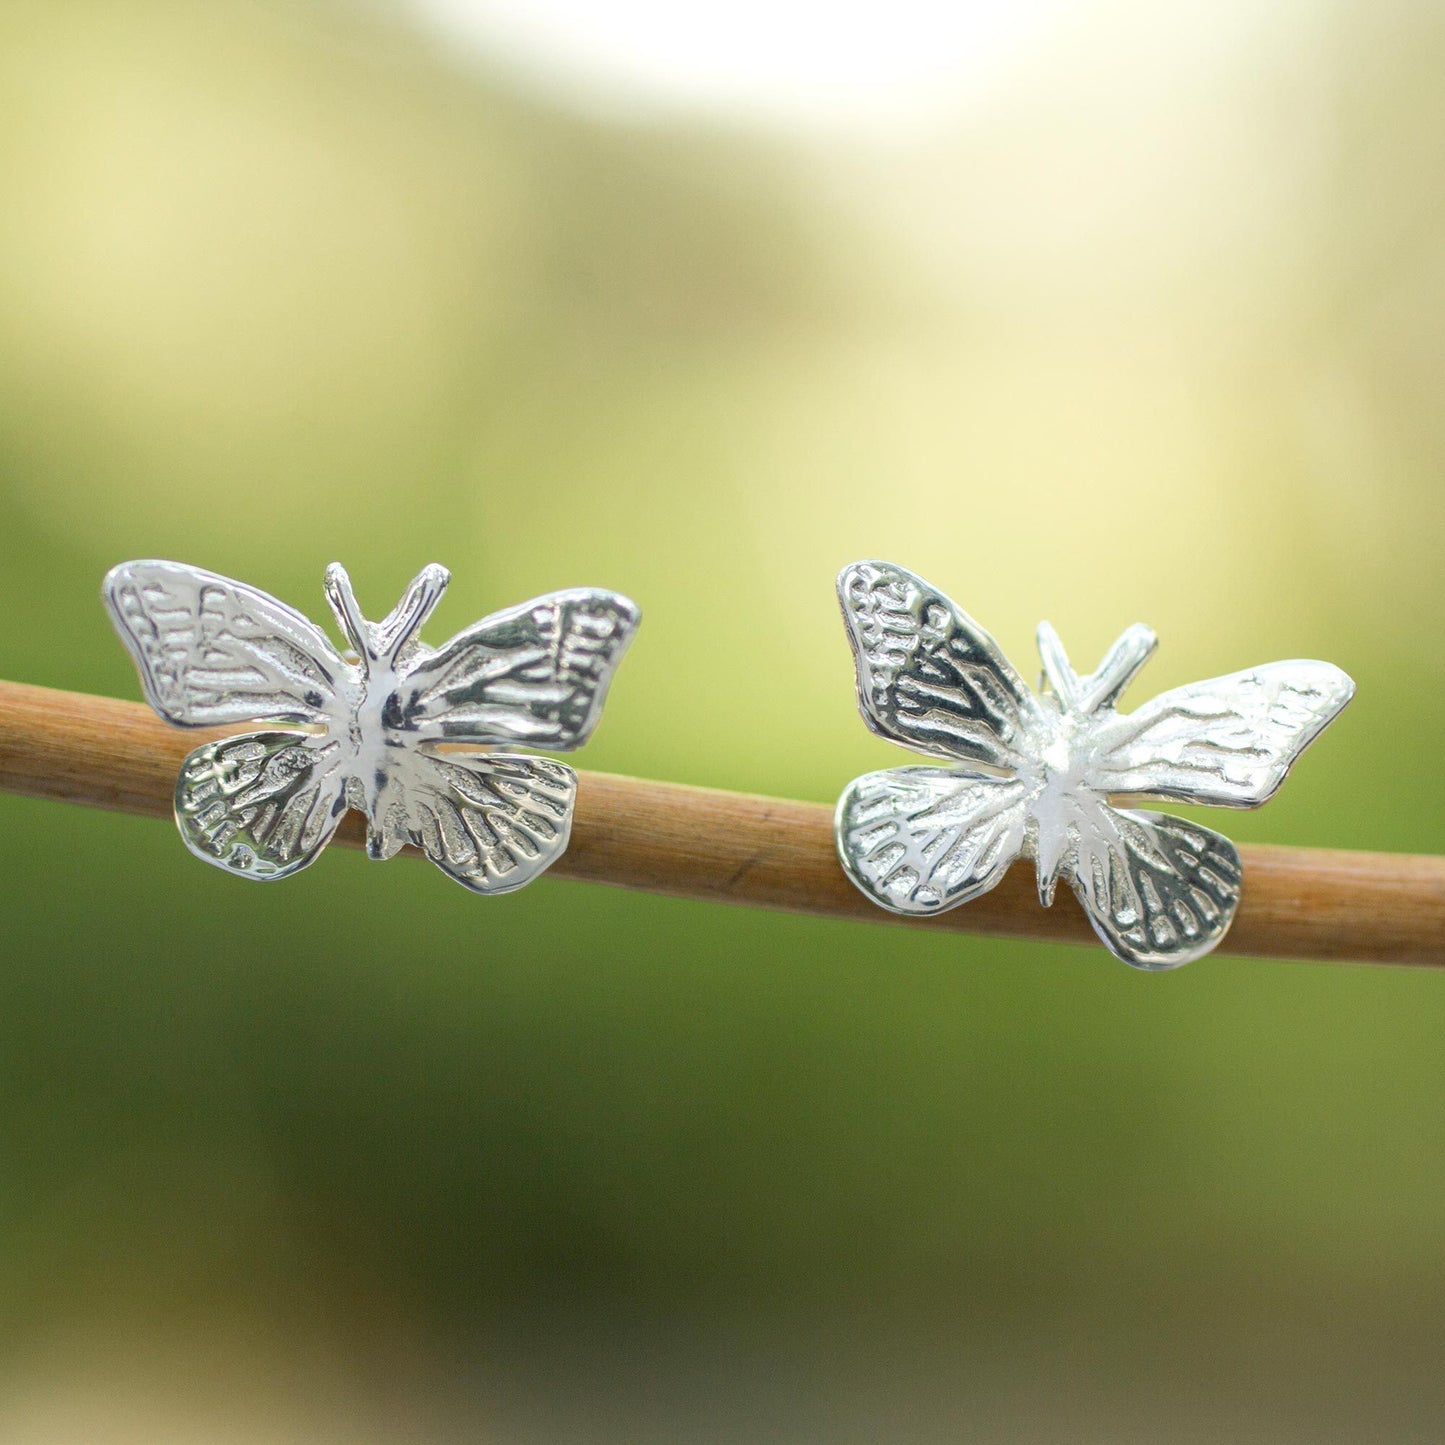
833,561 -> 1354,968
104,560 -> 640,892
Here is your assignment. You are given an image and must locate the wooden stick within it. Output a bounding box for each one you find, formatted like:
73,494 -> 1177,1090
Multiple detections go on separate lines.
0,679 -> 1440,967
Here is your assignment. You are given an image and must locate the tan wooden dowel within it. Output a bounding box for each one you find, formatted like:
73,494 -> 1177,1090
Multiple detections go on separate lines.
0,679 -> 1440,967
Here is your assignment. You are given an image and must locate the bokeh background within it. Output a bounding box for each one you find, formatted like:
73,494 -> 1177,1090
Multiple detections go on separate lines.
2,1 -> 1444,1439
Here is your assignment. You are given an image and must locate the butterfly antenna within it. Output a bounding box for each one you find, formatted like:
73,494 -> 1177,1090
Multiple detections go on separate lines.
1036,622 -> 1082,711
375,564 -> 450,661
1078,624 -> 1157,714
324,563 -> 369,656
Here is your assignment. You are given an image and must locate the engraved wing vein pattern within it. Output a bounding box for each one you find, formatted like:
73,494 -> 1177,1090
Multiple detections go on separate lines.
1090,662 -> 1355,806
838,561 -> 1034,769
176,733 -> 348,880
399,591 -> 641,749
838,768 -> 1028,913
1066,804 -> 1243,969
105,562 -> 349,728
402,754 -> 577,894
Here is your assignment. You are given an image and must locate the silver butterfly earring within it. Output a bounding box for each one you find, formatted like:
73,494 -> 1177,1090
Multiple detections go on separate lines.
104,560 -> 640,892
833,561 -> 1354,968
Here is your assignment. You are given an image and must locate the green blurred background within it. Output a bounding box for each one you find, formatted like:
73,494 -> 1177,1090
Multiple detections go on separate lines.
1,1 -> 1443,1438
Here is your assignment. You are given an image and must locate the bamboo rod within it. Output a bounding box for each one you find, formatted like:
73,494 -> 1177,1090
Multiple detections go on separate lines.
0,679 -> 1440,967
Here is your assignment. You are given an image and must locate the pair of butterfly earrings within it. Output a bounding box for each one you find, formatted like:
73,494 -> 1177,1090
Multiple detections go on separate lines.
103,559 -> 1354,969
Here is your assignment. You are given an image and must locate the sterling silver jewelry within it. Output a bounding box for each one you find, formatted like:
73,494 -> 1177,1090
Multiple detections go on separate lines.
833,561 -> 1354,968
104,561 -> 640,892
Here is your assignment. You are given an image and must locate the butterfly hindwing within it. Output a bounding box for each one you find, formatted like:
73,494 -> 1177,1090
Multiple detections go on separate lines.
1063,804 -> 1243,969
836,766 -> 1030,914
837,561 -> 1037,769
1088,660 -> 1354,808
104,561 -> 353,728
175,733 -> 348,880
376,752 -> 578,894
394,589 -> 641,751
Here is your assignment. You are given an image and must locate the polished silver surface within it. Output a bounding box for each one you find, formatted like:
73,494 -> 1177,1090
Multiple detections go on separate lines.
834,561 -> 1354,968
104,560 -> 640,892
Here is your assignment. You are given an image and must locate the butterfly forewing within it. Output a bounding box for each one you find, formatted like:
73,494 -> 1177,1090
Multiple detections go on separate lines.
394,589 -> 641,750
176,733 -> 349,880
838,561 -> 1037,769
836,766 -> 1030,914
1087,661 -> 1354,808
104,561 -> 353,729
1063,803 -> 1242,969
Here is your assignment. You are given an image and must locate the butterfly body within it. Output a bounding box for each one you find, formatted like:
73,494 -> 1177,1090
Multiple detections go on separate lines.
105,560 -> 639,891
835,561 -> 1353,968
1016,712 -> 1098,903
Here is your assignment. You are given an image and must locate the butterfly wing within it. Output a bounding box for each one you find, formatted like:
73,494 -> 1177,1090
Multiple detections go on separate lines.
836,766 -> 1030,914
104,560 -> 354,728
392,589 -> 640,750
175,733 -> 349,880
363,751 -> 577,894
1059,801 -> 1243,969
837,561 -> 1038,769
1087,661 -> 1354,808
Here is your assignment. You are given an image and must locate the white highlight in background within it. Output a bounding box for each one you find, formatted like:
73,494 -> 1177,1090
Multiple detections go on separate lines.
404,0 -> 1069,130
